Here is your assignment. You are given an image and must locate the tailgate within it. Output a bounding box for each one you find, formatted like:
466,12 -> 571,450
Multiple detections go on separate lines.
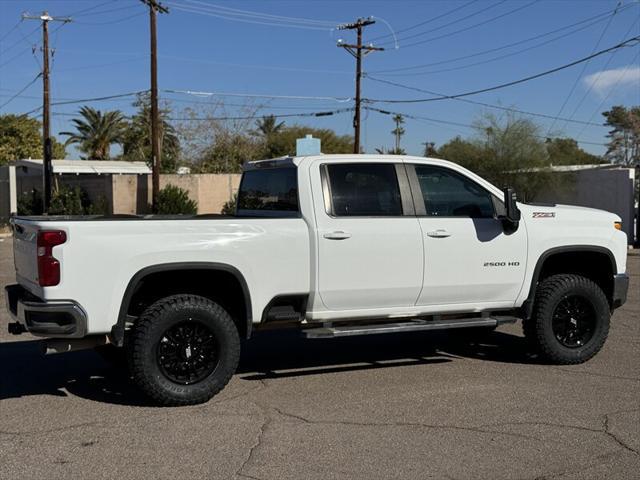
12,220 -> 40,288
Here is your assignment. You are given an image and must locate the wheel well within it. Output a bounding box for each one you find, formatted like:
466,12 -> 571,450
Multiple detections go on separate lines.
123,267 -> 250,339
535,250 -> 615,306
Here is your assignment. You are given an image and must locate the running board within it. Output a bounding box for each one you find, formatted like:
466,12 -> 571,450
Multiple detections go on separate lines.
302,316 -> 518,339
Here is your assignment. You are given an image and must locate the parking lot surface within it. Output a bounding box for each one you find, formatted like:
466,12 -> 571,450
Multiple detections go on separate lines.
0,237 -> 638,479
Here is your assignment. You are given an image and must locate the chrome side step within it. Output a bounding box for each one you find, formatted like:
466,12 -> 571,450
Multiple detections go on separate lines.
302,316 -> 518,339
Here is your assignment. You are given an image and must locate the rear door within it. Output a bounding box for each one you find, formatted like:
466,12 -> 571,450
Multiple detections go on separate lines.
313,161 -> 424,311
407,163 -> 527,306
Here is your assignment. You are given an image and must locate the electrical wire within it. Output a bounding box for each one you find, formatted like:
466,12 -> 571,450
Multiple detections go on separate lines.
366,76 -> 602,126
546,2 -> 622,136
383,0 -> 537,49
0,73 -> 42,111
0,20 -> 22,43
561,16 -> 640,131
365,106 -> 607,147
365,35 -> 640,104
163,88 -> 352,103
379,0 -> 507,46
181,0 -> 341,26
368,3 -> 635,75
369,0 -> 477,42
575,50 -> 640,139
166,1 -> 340,30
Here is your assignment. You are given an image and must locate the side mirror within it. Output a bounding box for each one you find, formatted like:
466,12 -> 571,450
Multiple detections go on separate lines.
502,187 -> 521,231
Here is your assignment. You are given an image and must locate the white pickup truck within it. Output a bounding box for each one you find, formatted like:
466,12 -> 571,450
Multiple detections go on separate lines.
6,155 -> 629,405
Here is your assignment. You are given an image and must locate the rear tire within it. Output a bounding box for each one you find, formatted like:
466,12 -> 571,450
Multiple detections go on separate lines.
129,294 -> 240,406
523,274 -> 610,364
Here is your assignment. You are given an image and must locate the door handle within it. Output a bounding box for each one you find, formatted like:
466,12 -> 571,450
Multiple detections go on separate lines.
323,231 -> 352,240
426,229 -> 451,238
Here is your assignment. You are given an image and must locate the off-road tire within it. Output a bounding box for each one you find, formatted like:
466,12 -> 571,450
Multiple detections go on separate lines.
129,294 -> 240,406
523,274 -> 610,364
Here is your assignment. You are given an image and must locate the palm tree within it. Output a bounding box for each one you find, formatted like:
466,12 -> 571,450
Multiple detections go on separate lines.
253,115 -> 285,138
391,114 -> 405,151
60,106 -> 126,160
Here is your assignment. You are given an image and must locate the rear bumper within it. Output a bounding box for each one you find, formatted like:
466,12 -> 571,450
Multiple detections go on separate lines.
612,273 -> 629,309
4,284 -> 87,338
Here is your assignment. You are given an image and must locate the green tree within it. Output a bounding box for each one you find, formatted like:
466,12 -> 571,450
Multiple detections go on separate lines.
265,125 -> 352,158
252,115 -> 285,138
422,141 -> 437,157
602,105 -> 639,165
545,138 -> 602,165
121,93 -> 180,172
437,113 -> 563,200
0,114 -> 65,165
60,106 -> 126,160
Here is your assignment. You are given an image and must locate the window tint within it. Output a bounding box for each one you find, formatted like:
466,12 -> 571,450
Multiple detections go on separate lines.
326,163 -> 403,216
414,165 -> 494,218
237,167 -> 298,216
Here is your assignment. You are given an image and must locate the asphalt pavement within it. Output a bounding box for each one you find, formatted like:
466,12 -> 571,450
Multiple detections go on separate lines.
0,237 -> 638,479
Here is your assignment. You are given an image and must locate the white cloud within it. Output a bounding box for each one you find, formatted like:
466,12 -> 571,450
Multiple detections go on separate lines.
582,65 -> 640,96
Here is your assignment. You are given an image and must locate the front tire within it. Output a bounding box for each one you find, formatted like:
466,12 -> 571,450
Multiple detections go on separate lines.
524,274 -> 610,364
129,295 -> 240,406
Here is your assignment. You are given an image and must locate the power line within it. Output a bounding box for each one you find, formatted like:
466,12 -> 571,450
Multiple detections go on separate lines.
183,0 -> 341,26
23,90 -> 146,115
365,76 -> 602,127
369,0 -> 477,42
165,1 -> 340,30
546,2 -> 622,135
0,20 -> 22,43
368,3 -> 634,75
575,50 -> 640,139
379,0 -> 506,46
163,88 -> 352,103
561,15 -> 640,131
0,73 -> 42,110
365,106 -> 607,147
365,35 -> 640,104
386,0 -> 537,49
75,11 -> 147,26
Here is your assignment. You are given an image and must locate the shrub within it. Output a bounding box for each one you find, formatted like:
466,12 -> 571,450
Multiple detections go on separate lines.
17,189 -> 43,215
221,193 -> 237,215
17,186 -> 107,216
156,184 -> 197,215
49,185 -> 86,215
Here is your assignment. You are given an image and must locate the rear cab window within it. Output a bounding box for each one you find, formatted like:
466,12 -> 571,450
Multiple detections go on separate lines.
236,166 -> 299,217
323,163 -> 404,216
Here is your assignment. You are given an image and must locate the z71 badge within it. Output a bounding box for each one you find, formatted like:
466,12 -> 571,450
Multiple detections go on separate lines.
533,212 -> 555,218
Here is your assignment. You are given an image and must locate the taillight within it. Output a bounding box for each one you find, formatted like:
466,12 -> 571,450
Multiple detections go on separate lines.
37,230 -> 67,287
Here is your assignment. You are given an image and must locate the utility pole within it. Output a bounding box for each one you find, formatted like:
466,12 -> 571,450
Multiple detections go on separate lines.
140,0 -> 168,212
337,17 -> 383,154
22,12 -> 71,213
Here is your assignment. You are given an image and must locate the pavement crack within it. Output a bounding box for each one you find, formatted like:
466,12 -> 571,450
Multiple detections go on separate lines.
551,367 -> 639,382
603,413 -> 639,456
235,401 -> 273,480
271,407 -> 541,442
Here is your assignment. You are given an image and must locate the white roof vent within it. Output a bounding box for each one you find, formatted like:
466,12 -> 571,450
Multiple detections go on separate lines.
296,134 -> 321,156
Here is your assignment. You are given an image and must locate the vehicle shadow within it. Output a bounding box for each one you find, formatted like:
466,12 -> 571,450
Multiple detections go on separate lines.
0,328 -> 538,406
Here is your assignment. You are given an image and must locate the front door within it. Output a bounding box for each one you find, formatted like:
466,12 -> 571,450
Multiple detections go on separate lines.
314,161 -> 424,311
408,164 -> 527,307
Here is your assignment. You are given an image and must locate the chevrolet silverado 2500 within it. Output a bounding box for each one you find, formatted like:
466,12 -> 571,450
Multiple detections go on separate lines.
5,155 -> 629,405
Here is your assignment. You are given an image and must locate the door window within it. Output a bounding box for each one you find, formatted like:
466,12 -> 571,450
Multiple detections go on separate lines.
414,165 -> 494,218
325,163 -> 403,216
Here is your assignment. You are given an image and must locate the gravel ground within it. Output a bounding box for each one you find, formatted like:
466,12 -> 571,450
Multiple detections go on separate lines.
0,237 -> 638,479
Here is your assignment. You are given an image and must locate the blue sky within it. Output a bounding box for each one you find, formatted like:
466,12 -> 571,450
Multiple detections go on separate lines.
1,0 -> 639,159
